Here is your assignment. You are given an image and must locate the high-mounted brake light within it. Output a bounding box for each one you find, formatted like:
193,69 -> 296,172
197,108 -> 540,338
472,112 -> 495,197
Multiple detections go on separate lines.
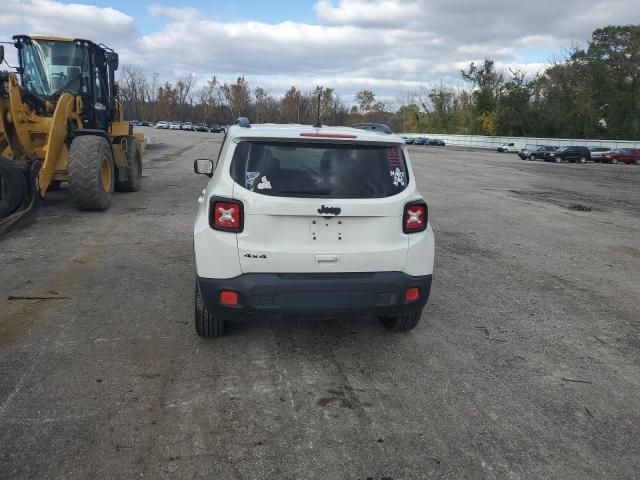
210,198 -> 244,232
403,202 -> 428,233
299,133 -> 358,139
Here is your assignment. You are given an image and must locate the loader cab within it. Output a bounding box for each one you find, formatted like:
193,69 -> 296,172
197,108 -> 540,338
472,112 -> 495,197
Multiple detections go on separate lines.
13,35 -> 119,131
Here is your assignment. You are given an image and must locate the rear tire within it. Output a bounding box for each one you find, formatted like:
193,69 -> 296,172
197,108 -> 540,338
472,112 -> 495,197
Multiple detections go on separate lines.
611,158 -> 618,164
68,135 -> 114,211
379,311 -> 422,332
195,281 -> 225,337
48,181 -> 63,191
115,137 -> 142,192
554,157 -> 561,163
0,156 -> 27,218
579,157 -> 586,164
529,154 -> 536,161
634,159 -> 640,165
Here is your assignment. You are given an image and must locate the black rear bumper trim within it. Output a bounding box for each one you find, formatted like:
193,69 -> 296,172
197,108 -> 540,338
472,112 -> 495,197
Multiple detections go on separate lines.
197,272 -> 432,320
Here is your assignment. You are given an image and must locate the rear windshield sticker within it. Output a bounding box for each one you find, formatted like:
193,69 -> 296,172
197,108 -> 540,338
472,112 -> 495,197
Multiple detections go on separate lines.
246,171 -> 260,189
390,167 -> 405,187
387,147 -> 402,168
257,176 -> 272,190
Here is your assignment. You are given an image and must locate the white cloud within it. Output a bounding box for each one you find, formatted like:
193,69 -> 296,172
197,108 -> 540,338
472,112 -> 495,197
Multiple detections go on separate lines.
2,0 -> 637,101
314,0 -> 421,27
4,0 -> 134,42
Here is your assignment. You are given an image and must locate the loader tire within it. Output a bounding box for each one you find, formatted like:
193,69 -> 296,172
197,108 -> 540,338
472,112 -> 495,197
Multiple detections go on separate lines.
0,156 -> 28,218
115,137 -> 142,192
68,135 -> 114,211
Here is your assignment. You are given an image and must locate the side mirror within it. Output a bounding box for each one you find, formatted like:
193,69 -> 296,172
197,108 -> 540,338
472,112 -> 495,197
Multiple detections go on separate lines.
194,158 -> 215,177
0,46 -> 4,65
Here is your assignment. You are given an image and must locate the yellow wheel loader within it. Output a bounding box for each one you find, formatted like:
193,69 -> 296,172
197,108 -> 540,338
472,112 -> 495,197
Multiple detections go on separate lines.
0,35 -> 144,233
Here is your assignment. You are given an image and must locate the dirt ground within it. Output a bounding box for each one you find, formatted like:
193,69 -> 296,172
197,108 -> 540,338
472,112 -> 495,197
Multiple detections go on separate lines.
1,127 -> 638,479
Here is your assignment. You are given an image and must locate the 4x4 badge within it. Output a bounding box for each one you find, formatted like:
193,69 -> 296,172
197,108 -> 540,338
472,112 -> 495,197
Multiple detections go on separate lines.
318,205 -> 341,215
244,254 -> 267,259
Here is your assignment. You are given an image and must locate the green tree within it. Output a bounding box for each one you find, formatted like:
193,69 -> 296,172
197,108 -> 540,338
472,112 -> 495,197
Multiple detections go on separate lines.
461,59 -> 504,134
497,69 -> 531,136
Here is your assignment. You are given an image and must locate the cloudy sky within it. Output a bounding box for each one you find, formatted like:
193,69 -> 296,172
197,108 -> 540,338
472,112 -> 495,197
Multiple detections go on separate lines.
2,0 -> 637,101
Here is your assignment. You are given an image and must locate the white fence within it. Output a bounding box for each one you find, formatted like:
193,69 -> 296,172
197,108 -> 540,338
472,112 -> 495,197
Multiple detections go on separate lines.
402,133 -> 640,150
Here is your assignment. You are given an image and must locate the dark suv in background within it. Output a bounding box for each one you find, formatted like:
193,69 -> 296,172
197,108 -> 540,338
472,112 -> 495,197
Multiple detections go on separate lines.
520,145 -> 557,160
546,146 -> 591,163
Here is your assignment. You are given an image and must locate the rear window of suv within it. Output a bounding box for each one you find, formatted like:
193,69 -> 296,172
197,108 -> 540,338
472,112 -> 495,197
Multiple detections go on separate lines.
230,141 -> 409,198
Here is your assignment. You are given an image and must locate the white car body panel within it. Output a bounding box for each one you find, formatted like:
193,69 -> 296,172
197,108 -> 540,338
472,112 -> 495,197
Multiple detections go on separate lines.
193,124 -> 435,280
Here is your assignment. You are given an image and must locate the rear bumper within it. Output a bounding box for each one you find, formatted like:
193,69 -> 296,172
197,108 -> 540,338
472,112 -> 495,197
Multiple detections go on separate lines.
197,272 -> 432,320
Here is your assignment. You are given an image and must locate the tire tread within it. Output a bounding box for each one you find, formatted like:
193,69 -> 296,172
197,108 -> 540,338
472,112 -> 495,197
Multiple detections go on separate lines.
68,136 -> 113,211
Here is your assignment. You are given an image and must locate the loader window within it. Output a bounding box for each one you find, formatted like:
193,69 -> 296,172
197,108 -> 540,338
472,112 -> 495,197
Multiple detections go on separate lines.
20,40 -> 87,98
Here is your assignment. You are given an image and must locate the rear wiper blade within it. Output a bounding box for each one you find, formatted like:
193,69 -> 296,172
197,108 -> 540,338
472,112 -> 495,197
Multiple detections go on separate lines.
277,189 -> 332,197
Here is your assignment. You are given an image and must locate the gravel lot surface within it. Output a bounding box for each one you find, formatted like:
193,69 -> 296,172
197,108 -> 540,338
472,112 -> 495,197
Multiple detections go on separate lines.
1,127 -> 639,479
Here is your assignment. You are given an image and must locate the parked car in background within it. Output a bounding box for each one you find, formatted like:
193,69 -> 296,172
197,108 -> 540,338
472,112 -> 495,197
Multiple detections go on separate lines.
155,121 -> 169,129
140,121 -> 150,126
182,122 -> 194,131
169,122 -> 182,130
413,137 -> 427,145
497,142 -> 519,152
546,146 -> 591,163
427,138 -> 445,146
590,147 -> 612,162
520,145 -> 557,161
604,148 -> 640,165
519,145 -> 543,159
129,120 -> 141,126
193,123 -> 209,132
209,124 -> 226,133
350,123 -> 393,134
405,137 -> 415,145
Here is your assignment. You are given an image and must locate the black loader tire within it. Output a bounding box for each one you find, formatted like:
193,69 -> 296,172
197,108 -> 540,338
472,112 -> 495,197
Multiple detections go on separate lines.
68,135 -> 114,211
379,311 -> 422,332
195,281 -> 225,337
115,137 -> 142,192
0,156 -> 28,218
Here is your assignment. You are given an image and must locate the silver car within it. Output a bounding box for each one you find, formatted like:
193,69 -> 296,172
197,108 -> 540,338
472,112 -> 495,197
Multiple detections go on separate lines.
590,147 -> 612,162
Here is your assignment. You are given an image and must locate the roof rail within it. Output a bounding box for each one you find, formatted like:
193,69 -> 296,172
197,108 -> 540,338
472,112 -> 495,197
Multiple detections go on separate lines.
236,117 -> 251,128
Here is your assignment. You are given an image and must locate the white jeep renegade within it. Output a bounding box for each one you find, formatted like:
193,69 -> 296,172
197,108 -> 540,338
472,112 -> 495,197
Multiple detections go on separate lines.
193,119 -> 434,337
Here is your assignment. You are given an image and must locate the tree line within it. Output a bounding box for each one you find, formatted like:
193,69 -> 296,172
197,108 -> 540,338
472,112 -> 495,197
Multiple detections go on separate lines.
119,25 -> 640,140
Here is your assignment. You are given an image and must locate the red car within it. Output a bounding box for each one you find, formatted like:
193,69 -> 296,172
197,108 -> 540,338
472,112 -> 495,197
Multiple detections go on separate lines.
604,148 -> 640,165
